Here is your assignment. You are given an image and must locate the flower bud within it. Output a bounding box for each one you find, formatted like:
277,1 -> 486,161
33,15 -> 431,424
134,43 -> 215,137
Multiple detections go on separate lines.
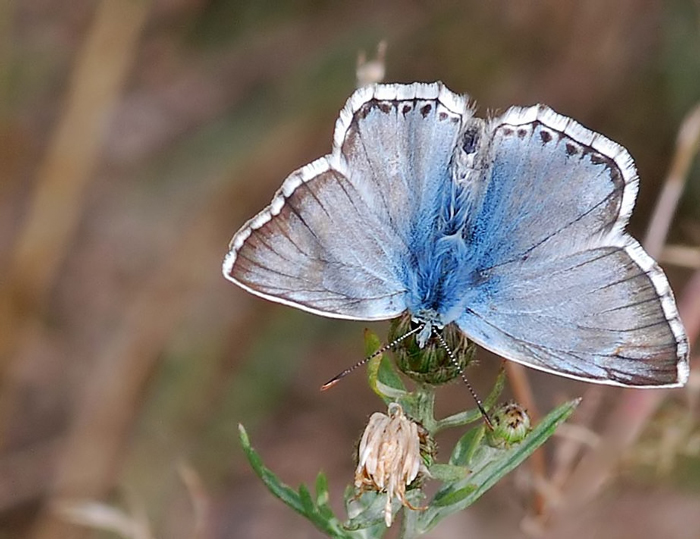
389,313 -> 476,385
486,401 -> 531,447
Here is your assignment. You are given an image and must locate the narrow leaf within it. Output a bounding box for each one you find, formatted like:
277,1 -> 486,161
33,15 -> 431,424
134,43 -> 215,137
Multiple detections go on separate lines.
298,484 -> 316,514
449,425 -> 485,467
367,346 -> 407,401
484,366 -> 507,410
238,424 -> 305,514
418,399 -> 579,533
428,463 -> 471,483
434,368 -> 506,432
315,472 -> 331,507
432,483 -> 478,507
344,491 -> 388,530
239,425 -> 354,538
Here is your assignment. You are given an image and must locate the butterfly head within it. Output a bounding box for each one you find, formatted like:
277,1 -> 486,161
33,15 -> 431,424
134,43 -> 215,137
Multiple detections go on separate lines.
410,310 -> 444,348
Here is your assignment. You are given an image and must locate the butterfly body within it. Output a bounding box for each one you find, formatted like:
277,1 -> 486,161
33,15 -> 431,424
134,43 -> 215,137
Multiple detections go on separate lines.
224,82 -> 689,388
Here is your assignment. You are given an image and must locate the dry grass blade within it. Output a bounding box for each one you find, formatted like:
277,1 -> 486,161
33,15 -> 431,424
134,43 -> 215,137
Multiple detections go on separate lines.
356,40 -> 387,87
644,102 -> 700,258
0,0 -> 151,325
660,245 -> 700,269
0,0 -> 152,434
53,499 -> 153,539
178,462 -> 210,539
550,390 -> 604,487
27,111 -> 323,539
29,216 -> 211,539
504,361 -> 547,520
543,101 -> 700,536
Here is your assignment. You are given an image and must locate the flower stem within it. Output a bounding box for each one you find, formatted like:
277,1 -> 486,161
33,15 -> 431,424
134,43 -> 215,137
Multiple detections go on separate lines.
413,385 -> 436,432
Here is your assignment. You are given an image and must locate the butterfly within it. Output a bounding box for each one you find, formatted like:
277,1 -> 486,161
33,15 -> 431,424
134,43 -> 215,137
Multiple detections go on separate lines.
223,82 -> 689,388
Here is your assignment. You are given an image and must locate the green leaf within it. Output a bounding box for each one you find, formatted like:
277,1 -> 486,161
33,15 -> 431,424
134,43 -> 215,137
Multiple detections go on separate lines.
377,354 -> 406,393
417,399 -> 580,534
345,490 -> 389,531
365,330 -> 407,402
484,366 -> 507,410
298,484 -> 316,514
238,424 -> 305,514
316,472 -> 330,505
315,472 -> 336,520
432,483 -> 478,507
344,484 -> 359,516
238,424 -> 354,539
364,329 -> 383,358
449,425 -> 485,466
428,463 -> 471,483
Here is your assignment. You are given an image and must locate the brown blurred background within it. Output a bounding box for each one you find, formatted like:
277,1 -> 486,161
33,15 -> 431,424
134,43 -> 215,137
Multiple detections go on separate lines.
2,1 -> 700,538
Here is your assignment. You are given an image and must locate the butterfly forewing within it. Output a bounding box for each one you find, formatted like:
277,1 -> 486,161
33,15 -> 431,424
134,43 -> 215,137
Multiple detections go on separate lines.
224,83 -> 470,321
338,85 -> 467,245
226,158 -> 405,319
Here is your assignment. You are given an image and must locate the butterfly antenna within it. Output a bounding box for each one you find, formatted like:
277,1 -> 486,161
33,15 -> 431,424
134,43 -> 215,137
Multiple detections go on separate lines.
433,329 -> 493,429
320,324 -> 425,391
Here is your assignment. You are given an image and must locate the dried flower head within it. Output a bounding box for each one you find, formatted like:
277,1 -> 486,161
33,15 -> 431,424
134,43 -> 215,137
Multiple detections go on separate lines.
355,403 -> 429,526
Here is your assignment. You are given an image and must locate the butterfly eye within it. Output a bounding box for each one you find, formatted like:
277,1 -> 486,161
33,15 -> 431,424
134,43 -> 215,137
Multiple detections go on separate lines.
409,318 -> 423,331
461,126 -> 480,154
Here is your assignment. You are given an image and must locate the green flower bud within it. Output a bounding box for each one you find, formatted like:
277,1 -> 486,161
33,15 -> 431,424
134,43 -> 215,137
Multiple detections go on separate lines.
486,401 -> 531,447
388,313 -> 477,385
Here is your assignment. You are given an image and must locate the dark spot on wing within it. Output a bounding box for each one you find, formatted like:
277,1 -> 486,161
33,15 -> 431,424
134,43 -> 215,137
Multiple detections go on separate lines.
589,153 -> 607,166
461,126 -> 479,154
439,111 -> 448,121
359,102 -> 374,119
468,269 -> 488,286
378,102 -> 391,114
517,128 -> 528,138
402,104 -> 412,115
577,148 -> 624,190
420,103 -> 432,117
565,142 -> 578,156
607,164 -> 624,190
502,127 -> 514,136
539,129 -> 553,144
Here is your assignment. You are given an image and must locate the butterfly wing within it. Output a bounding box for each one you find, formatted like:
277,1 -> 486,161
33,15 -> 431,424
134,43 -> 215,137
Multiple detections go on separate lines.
224,83 -> 470,320
456,106 -> 689,387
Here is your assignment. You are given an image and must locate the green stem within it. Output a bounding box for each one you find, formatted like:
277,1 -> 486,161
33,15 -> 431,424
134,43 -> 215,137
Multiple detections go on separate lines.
397,490 -> 425,539
413,385 -> 437,432
398,508 -> 417,539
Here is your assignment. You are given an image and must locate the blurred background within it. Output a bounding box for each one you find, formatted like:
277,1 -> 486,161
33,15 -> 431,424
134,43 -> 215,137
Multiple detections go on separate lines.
2,0 -> 700,538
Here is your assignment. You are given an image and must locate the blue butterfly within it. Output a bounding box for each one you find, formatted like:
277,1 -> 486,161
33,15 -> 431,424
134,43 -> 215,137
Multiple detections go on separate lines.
223,82 -> 689,387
